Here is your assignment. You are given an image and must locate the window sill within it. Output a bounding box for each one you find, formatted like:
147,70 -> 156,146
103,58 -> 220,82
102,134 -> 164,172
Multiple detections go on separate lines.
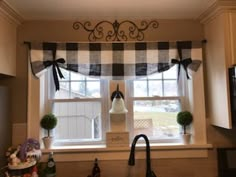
40,143 -> 213,162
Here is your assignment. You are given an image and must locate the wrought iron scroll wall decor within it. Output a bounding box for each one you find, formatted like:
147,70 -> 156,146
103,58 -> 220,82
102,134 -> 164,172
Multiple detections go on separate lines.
72,20 -> 159,41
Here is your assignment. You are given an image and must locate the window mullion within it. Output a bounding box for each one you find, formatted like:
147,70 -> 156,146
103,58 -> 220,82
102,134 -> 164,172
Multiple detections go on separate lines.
85,77 -> 87,97
162,73 -> 164,96
69,71 -> 72,98
133,96 -> 181,101
50,98 -> 102,102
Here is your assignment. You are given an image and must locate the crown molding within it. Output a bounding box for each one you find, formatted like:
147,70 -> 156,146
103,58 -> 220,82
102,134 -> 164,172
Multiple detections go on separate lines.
0,0 -> 24,25
199,0 -> 236,24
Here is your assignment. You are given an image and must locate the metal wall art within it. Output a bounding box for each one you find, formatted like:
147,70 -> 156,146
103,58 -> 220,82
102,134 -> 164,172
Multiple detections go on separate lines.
72,20 -> 159,41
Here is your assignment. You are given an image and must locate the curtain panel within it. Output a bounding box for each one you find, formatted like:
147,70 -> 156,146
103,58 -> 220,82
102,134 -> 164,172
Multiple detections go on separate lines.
26,41 -> 203,91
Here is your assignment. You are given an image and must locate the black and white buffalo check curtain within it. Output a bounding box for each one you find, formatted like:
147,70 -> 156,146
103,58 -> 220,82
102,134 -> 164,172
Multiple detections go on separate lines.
26,41 -> 203,91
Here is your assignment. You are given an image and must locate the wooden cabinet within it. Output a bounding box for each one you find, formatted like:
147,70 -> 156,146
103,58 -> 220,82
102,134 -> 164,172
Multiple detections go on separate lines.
229,12 -> 236,65
203,10 -> 236,129
0,5 -> 19,76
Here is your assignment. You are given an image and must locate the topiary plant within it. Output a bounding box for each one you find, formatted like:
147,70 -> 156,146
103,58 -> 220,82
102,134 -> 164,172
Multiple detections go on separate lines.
177,111 -> 193,134
40,113 -> 57,137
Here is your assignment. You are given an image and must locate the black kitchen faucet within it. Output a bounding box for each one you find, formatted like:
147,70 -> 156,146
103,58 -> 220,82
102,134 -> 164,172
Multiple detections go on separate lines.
128,134 -> 157,177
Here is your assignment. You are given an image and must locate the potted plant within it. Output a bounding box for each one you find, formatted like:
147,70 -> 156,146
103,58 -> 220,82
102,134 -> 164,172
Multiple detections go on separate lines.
176,111 -> 193,144
40,113 -> 57,149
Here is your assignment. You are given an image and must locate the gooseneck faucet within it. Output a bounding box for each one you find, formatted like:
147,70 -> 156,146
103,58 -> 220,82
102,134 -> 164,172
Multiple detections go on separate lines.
128,134 -> 157,177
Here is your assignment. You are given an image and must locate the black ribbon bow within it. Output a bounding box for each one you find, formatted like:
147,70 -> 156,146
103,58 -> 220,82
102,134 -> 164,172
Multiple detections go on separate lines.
171,45 -> 192,79
43,49 -> 65,91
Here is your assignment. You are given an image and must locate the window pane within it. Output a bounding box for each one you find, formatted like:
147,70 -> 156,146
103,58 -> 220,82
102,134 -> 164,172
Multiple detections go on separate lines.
54,82 -> 70,99
148,73 -> 162,79
71,81 -> 86,97
163,66 -> 177,79
164,80 -> 178,96
53,101 -> 101,142
149,80 -> 163,96
133,100 -> 181,139
86,82 -> 100,97
71,72 -> 85,81
134,81 -> 147,97
58,68 -> 70,81
86,77 -> 100,81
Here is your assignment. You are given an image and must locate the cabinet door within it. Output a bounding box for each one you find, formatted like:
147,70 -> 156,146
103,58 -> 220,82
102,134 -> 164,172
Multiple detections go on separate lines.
204,12 -> 232,129
0,13 -> 16,76
229,12 -> 236,66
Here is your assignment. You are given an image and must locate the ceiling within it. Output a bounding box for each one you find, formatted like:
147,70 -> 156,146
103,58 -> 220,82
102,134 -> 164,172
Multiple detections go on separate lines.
3,0 -> 217,20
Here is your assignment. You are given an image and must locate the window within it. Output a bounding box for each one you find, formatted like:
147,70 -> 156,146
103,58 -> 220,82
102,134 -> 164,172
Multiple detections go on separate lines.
47,69 -> 109,145
126,65 -> 182,142
26,43 -> 210,163
44,65 -> 183,146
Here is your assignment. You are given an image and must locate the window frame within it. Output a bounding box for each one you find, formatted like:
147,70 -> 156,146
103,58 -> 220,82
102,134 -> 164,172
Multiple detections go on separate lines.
40,68 -> 187,145
27,56 -> 209,160
47,70 -> 110,146
125,66 -> 183,143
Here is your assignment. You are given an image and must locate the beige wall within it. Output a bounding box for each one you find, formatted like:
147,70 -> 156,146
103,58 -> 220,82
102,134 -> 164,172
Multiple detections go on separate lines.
1,19 -> 236,177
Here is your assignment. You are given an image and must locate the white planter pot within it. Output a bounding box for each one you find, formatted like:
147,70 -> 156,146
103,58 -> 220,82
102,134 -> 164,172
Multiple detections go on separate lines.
181,134 -> 191,144
43,137 -> 53,149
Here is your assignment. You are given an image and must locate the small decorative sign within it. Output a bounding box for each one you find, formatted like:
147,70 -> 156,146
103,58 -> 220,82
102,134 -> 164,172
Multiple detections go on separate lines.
106,132 -> 129,147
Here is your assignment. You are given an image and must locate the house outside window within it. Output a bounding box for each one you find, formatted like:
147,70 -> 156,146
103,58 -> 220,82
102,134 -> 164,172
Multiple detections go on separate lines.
47,69 -> 109,146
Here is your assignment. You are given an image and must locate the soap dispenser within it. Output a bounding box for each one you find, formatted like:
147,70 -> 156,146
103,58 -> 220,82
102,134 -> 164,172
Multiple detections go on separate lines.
92,158 -> 100,177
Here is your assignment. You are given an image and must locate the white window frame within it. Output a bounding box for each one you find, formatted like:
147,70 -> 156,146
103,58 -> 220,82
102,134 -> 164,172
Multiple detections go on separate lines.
126,66 -> 186,143
47,70 -> 109,146
27,59 -> 211,161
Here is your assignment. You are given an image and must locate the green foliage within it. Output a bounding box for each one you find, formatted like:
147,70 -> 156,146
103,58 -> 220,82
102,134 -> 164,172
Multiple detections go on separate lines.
176,111 -> 193,134
177,111 -> 193,126
40,113 -> 57,137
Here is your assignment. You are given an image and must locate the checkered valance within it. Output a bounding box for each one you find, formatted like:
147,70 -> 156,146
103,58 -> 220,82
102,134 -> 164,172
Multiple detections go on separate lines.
26,41 -> 203,91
